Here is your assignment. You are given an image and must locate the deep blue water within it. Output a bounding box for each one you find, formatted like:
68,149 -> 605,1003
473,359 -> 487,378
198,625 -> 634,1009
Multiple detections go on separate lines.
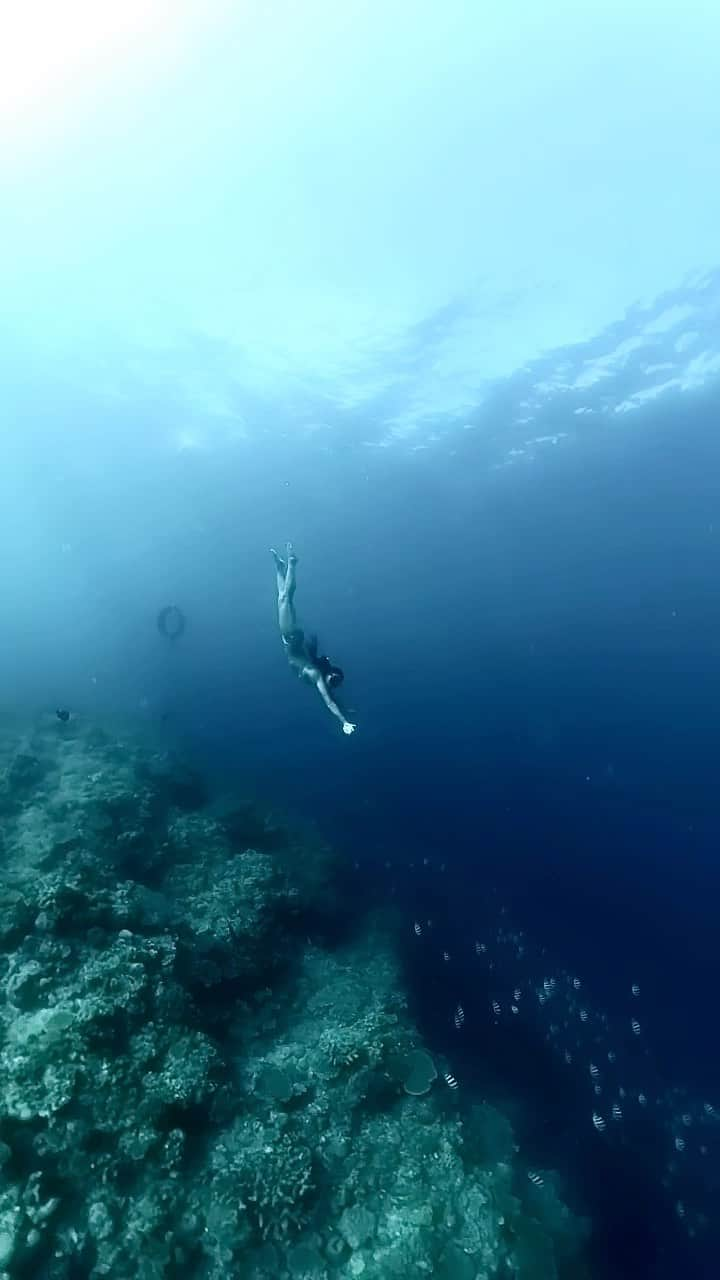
2,15 -> 719,1273
156,373 -> 720,1279
6,275 -> 720,1278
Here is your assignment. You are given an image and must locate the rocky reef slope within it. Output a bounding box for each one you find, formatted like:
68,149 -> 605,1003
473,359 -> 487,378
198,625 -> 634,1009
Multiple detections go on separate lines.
0,717 -> 588,1279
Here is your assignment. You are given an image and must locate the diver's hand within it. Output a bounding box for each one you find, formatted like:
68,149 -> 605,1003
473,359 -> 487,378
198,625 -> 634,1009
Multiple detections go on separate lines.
342,721 -> 356,735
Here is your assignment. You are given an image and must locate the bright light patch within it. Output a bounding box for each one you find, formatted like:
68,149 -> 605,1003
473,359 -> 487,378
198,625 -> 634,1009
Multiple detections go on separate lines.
0,1 -> 185,137
172,429 -> 206,453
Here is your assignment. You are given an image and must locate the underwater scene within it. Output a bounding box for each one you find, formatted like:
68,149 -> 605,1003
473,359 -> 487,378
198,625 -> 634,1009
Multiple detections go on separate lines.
2,4 -> 719,1278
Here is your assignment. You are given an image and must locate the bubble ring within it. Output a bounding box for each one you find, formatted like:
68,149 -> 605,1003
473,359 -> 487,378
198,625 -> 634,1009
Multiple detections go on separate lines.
157,604 -> 186,641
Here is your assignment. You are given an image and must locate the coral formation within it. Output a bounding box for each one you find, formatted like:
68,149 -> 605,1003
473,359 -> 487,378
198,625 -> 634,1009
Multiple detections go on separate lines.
0,715 -> 590,1278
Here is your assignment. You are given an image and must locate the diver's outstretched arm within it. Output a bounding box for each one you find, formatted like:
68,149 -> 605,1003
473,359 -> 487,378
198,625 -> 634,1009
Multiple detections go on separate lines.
311,674 -> 356,735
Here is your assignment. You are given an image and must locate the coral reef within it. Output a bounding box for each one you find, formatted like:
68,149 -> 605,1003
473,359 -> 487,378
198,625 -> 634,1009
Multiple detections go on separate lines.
0,715 -> 589,1278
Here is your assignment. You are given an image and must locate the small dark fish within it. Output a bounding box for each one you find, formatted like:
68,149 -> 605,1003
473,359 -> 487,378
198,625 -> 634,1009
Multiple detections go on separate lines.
56,708 -> 70,722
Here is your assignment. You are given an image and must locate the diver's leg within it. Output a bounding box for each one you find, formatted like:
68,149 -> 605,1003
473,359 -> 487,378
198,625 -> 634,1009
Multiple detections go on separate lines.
270,548 -> 287,595
274,542 -> 298,636
283,542 -> 298,598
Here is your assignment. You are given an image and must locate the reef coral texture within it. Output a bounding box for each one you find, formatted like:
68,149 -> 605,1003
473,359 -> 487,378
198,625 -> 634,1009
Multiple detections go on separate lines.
0,716 -> 588,1279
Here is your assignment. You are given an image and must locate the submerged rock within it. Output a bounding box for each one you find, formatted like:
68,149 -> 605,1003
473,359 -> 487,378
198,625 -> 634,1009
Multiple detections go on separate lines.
0,716 -> 589,1279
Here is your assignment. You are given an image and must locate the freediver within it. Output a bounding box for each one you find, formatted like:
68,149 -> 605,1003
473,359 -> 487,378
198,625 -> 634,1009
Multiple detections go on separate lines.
270,542 -> 356,736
